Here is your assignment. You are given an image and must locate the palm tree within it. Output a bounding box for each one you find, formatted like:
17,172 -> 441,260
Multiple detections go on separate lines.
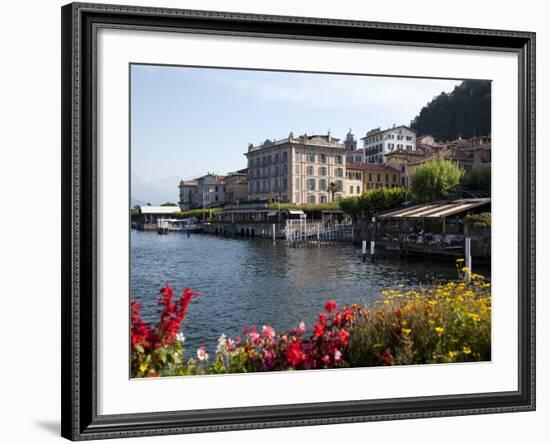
327,181 -> 340,202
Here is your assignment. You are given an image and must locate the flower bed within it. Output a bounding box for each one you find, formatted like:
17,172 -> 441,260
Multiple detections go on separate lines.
130,271 -> 490,378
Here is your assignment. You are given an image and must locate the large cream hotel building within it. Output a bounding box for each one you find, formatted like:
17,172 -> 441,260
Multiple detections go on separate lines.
245,133 -> 352,205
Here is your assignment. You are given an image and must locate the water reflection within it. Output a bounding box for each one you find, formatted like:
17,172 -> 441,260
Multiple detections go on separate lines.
130,230 -> 460,355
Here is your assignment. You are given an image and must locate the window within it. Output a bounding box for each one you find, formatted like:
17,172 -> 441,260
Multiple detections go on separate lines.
320,195 -> 327,203
273,166 -> 279,176
335,155 -> 343,164
389,134 -> 395,139
295,164 -> 301,175
368,173 -> 372,181
273,179 -> 278,191
295,194 -> 301,203
385,174 -> 389,182
397,144 -> 403,149
406,145 -> 413,151
397,135 -> 404,140
282,151 -> 288,162
306,165 -> 314,176
335,168 -> 343,177
320,154 -> 327,163
406,135 -> 413,141
256,181 -> 260,192
274,153 -> 280,163
336,180 -> 343,191
307,195 -> 316,204
295,178 -> 300,191
393,174 -> 397,183
282,164 -> 288,175
282,178 -> 288,190
295,152 -> 301,162
307,179 -> 316,191
319,166 -> 327,176
377,174 -> 381,182
357,186 -> 360,194
319,179 -> 327,191
308,153 -> 316,162
349,186 -> 354,194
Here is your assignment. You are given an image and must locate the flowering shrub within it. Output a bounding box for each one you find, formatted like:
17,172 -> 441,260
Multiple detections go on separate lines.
346,271 -> 491,367
130,284 -> 200,377
130,270 -> 490,378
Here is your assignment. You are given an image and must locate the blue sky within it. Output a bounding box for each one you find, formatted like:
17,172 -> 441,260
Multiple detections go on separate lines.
130,64 -> 461,204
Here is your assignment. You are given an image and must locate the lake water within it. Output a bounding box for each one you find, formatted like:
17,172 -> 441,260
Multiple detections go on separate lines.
130,230 -> 460,355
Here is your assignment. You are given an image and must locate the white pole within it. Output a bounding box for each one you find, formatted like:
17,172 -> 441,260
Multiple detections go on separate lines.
465,237 -> 472,282
362,240 -> 367,262
273,223 -> 276,241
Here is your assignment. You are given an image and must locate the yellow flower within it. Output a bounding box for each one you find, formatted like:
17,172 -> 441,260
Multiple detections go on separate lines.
461,266 -> 470,272
456,258 -> 465,263
467,313 -> 480,322
401,320 -> 408,326
428,319 -> 435,326
403,328 -> 412,335
139,363 -> 148,373
435,327 -> 444,334
463,346 -> 472,355
448,351 -> 458,359
428,300 -> 437,305
383,300 -> 390,305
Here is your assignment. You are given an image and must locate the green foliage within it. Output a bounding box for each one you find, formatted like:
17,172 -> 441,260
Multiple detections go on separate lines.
410,80 -> 491,141
461,167 -> 491,194
411,159 -> 463,202
161,202 -> 178,207
464,212 -> 491,229
339,187 -> 408,220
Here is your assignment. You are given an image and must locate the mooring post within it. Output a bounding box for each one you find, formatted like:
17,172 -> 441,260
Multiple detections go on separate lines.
362,240 -> 367,262
272,223 -> 276,242
370,240 -> 375,262
465,236 -> 472,283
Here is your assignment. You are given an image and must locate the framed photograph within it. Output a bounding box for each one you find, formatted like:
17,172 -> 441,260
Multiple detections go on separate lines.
61,2 -> 535,440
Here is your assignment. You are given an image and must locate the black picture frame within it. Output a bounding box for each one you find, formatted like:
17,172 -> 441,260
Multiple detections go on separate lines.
61,2 -> 536,440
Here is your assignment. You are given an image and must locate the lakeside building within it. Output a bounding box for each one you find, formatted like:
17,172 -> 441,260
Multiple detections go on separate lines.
135,205 -> 181,230
345,164 -> 364,196
245,132 -> 348,205
178,179 -> 198,211
225,169 -> 248,204
360,125 -> 418,164
347,162 -> 402,190
196,173 -> 226,208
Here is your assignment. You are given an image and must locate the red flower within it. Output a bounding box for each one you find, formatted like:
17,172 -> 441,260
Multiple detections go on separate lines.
324,300 -> 338,314
286,341 -> 306,367
338,329 -> 350,346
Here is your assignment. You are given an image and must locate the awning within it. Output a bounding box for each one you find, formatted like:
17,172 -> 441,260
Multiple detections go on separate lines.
377,198 -> 490,219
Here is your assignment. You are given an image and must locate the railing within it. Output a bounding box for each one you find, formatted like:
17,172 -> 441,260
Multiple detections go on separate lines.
285,220 -> 353,244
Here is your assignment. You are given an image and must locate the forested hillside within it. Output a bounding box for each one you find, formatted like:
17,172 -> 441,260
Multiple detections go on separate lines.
410,80 -> 491,141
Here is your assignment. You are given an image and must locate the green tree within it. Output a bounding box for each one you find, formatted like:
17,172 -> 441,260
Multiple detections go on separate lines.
340,187 -> 408,220
327,182 -> 340,202
161,201 -> 178,207
410,80 -> 491,141
461,167 -> 491,195
411,159 -> 463,202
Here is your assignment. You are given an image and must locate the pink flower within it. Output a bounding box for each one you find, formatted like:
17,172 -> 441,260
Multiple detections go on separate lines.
249,331 -> 260,344
334,349 -> 343,363
298,321 -> 306,335
262,325 -> 276,338
197,346 -> 209,362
